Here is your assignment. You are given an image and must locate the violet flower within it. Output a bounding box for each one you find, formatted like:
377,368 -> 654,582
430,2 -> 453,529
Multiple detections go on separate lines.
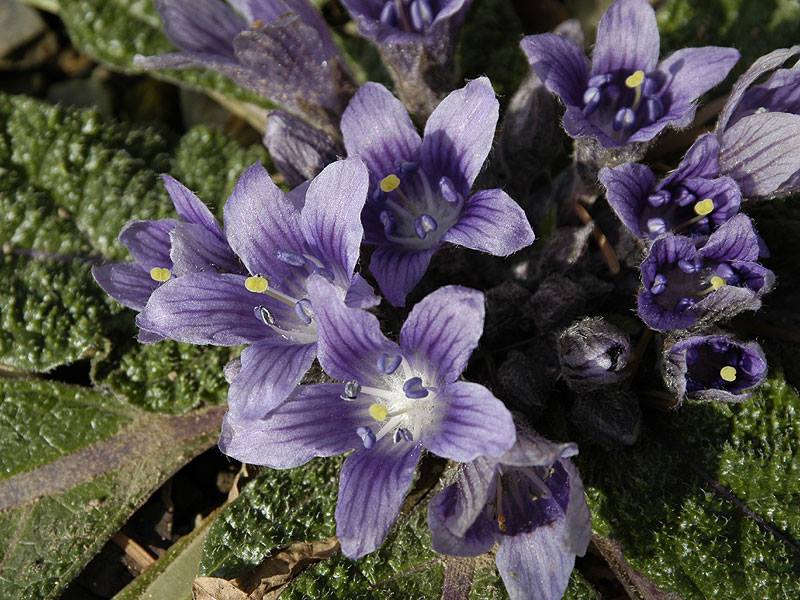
341,77 -> 535,306
220,280 -> 516,558
557,317 -> 631,390
715,46 -> 800,199
662,334 -> 767,403
637,214 -> 774,332
521,0 -> 739,147
92,175 -> 239,343
137,158 -> 379,419
599,134 -> 741,241
135,0 -> 353,128
341,0 -> 473,116
428,429 -> 591,600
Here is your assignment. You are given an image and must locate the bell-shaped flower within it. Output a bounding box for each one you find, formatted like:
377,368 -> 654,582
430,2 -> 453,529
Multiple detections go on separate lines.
557,317 -> 631,390
637,214 -> 774,332
715,46 -> 800,199
428,429 -> 591,600
521,0 -> 739,147
136,0 -> 353,128
341,77 -> 534,306
662,333 -> 767,403
92,175 -> 240,343
137,158 -> 379,419
219,281 -> 517,559
341,0 -> 473,116
599,134 -> 741,241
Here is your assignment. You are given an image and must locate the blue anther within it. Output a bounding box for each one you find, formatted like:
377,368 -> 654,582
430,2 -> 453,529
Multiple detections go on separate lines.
650,273 -> 667,295
403,376 -> 429,399
647,190 -> 671,207
379,210 -> 396,235
294,298 -> 313,325
644,96 -> 664,123
414,214 -> 438,239
582,86 -> 602,114
439,176 -> 462,204
277,250 -> 306,267
613,107 -> 637,132
342,380 -> 361,400
356,426 -> 376,449
377,353 -> 402,375
646,217 -> 667,236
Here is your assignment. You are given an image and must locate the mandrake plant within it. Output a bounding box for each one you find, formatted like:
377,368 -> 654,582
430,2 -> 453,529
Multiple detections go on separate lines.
1,0 -> 800,599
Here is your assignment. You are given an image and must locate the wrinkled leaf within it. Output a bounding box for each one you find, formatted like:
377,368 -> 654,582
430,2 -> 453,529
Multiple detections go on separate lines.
0,377 -> 225,600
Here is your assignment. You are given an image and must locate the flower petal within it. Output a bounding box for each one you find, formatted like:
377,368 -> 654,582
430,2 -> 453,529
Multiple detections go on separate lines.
161,174 -> 222,237
264,111 -> 342,187
400,285 -> 485,383
629,46 -> 740,142
219,384 -> 365,468
429,457 -> 498,539
336,440 -> 422,559
442,188 -> 535,256
154,0 -> 244,57
369,246 -> 436,308
592,0 -> 659,75
341,82 -> 422,179
718,45 -> 800,134
423,381 -> 516,462
699,214 -> 759,263
420,77 -> 499,193
301,158 -> 369,282
92,263 -> 158,312
137,272 -> 283,345
429,494 -> 496,556
227,339 -> 317,419
661,133 -> 721,187
598,163 -> 656,238
520,33 -> 589,107
560,459 -> 592,556
500,429 -> 579,468
223,162 -> 305,282
169,222 -> 240,276
719,111 -> 800,199
307,275 -> 399,382
118,219 -> 176,268
495,520 -> 576,600
344,273 -> 381,309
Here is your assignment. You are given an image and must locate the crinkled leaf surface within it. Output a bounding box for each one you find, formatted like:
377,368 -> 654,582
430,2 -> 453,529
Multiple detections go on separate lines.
581,378 -> 800,598
0,377 -> 225,600
0,93 -> 265,413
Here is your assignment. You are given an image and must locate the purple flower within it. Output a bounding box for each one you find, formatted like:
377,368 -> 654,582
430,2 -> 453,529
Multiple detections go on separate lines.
341,0 -> 473,116
137,158 -> 379,419
521,0 -> 739,147
599,134 -> 741,241
637,214 -> 774,332
341,77 -> 535,306
715,46 -> 800,199
428,429 -> 591,600
219,280 -> 517,558
135,0 -> 353,128
662,334 -> 767,403
557,317 -> 631,390
92,175 -> 239,343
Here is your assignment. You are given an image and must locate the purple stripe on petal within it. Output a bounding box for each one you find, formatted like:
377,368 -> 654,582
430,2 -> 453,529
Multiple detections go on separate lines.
161,174 -> 222,238
598,163 -> 656,238
369,246 -> 435,308
155,0 -> 245,58
336,439 -> 421,559
341,82 -> 422,179
137,272 -> 280,345
399,285 -> 484,383
520,33 -> 589,108
443,188 -> 535,256
301,158 -> 369,282
227,339 -> 317,419
592,0 -> 659,75
118,219 -> 176,269
223,162 -> 306,281
423,381 -> 516,462
698,214 -> 759,263
219,383 -> 365,468
92,263 -> 159,312
344,273 -> 381,309
307,275 -> 399,383
169,222 -> 241,276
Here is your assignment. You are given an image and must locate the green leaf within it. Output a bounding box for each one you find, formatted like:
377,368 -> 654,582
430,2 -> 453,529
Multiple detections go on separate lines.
658,0 -> 800,71
0,377 -> 225,600
580,378 -> 800,598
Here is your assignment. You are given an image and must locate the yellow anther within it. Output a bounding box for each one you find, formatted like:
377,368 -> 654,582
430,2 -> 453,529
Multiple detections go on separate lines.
720,365 -> 738,382
380,174 -> 401,193
149,267 -> 171,283
694,198 -> 715,216
369,403 -> 388,422
244,275 -> 269,293
625,70 -> 645,89
251,19 -> 264,29
710,275 -> 727,290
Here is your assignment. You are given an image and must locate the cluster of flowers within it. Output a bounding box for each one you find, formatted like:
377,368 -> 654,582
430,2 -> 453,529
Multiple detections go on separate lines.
94,0 -> 798,597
